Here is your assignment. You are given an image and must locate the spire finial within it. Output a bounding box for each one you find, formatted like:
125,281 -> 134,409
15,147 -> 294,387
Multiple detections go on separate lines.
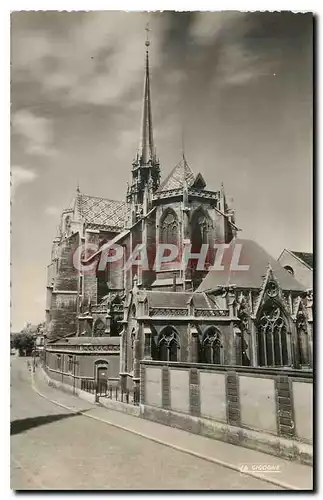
145,22 -> 150,48
76,180 -> 80,194
181,125 -> 187,164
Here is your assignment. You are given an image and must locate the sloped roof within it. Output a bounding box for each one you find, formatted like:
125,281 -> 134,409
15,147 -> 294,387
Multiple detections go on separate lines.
144,290 -> 222,310
77,193 -> 127,229
157,157 -> 195,193
48,336 -> 120,346
290,251 -> 313,270
197,238 -> 305,293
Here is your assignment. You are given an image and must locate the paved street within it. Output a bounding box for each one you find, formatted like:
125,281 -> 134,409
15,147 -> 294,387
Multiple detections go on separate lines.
10,357 -> 310,491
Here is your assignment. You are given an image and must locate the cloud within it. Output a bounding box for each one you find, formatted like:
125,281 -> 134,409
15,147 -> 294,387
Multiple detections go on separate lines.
45,206 -> 61,216
189,12 -> 274,88
216,43 -> 273,87
11,12 -> 162,107
12,109 -> 56,157
11,165 -> 38,196
190,12 -> 247,46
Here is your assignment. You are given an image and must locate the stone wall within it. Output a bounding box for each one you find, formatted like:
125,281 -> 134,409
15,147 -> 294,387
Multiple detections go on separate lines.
49,292 -> 78,340
45,350 -> 120,387
140,361 -> 313,464
48,232 -> 80,340
55,232 -> 80,292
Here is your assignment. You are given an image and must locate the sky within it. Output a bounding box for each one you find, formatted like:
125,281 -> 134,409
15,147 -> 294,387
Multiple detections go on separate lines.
10,11 -> 313,332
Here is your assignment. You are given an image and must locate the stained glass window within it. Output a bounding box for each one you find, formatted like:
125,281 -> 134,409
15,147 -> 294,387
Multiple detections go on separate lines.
257,302 -> 289,367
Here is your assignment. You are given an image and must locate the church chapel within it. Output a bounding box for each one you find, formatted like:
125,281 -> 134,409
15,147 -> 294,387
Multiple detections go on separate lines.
44,30 -> 313,392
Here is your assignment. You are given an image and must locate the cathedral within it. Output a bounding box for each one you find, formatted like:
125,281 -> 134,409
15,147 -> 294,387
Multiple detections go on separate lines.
44,34 -> 313,394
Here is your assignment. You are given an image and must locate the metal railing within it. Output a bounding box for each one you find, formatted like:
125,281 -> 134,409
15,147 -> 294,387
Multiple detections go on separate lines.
106,384 -> 140,406
62,377 -> 140,406
80,379 -> 97,394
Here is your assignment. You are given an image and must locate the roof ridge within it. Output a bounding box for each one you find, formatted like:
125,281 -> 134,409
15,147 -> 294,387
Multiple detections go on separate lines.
288,250 -> 313,270
80,193 -> 125,204
290,250 -> 313,256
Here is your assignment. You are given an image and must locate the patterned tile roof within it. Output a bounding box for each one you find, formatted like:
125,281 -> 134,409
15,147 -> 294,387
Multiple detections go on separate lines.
157,157 -> 195,193
77,193 -> 127,229
290,251 -> 313,270
197,238 -> 305,293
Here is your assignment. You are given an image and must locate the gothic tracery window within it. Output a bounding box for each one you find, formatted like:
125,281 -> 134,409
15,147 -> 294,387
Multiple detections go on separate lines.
64,215 -> 71,233
257,302 -> 289,367
238,297 -> 251,366
296,311 -> 309,366
160,211 -> 178,245
197,215 -> 209,245
190,209 -> 212,286
157,327 -> 180,362
93,319 -> 106,337
201,327 -> 223,365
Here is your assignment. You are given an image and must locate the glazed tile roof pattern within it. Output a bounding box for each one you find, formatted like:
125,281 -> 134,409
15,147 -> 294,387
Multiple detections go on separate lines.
77,193 -> 127,229
290,251 -> 313,270
197,238 -> 305,293
157,157 -> 196,193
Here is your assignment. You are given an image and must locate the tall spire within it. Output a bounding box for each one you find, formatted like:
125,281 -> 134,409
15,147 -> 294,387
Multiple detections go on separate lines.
138,23 -> 154,165
127,24 -> 160,224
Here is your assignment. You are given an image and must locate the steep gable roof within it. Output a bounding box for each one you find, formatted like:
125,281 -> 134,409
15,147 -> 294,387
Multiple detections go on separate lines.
157,156 -> 195,193
197,238 -> 305,293
76,193 -> 127,229
289,251 -> 313,270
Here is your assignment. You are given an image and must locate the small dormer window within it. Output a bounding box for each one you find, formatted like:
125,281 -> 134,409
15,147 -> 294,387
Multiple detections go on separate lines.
284,265 -> 294,276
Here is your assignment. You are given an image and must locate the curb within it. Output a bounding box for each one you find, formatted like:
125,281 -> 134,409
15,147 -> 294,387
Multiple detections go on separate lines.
29,369 -> 306,491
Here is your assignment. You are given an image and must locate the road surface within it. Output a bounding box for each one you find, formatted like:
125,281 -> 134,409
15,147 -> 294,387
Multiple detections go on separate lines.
10,357 -> 291,490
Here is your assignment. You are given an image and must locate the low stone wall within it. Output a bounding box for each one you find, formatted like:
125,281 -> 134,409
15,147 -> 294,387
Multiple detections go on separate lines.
100,397 -> 140,417
140,361 -> 313,465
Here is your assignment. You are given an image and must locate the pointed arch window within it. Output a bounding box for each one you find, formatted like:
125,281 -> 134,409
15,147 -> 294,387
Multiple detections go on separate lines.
257,302 -> 289,367
296,310 -> 309,366
93,319 -> 106,337
157,327 -> 180,362
238,298 -> 251,366
202,327 -> 223,365
191,209 -> 211,249
127,328 -> 136,373
160,211 -> 178,245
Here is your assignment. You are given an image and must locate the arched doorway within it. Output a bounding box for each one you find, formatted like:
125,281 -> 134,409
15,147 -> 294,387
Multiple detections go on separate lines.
95,361 -> 109,395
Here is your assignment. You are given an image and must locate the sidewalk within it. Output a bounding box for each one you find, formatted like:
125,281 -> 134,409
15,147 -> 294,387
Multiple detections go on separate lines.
33,367 -> 313,491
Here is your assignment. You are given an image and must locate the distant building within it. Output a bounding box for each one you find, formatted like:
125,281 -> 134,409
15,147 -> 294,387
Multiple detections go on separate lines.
278,250 -> 313,289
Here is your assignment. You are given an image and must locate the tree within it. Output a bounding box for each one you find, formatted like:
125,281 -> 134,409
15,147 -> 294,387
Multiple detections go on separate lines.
12,332 -> 35,356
